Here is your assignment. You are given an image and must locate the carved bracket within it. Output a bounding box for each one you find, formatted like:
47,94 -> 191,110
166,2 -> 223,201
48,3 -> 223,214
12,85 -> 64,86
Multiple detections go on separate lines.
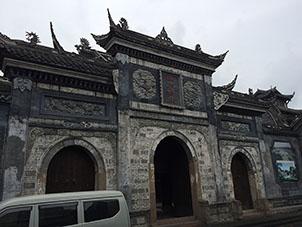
13,77 -> 32,92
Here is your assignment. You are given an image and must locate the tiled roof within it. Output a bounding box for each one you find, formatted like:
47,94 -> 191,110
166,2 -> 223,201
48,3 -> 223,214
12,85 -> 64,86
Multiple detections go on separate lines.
0,33 -> 115,83
93,25 -> 226,69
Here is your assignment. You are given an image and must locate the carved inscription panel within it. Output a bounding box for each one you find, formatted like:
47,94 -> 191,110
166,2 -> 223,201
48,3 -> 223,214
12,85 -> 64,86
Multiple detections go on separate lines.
161,71 -> 182,108
132,69 -> 156,99
43,96 -> 105,118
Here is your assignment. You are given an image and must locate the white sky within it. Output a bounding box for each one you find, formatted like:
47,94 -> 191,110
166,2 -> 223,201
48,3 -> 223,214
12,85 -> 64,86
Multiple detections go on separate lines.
1,0 -> 302,107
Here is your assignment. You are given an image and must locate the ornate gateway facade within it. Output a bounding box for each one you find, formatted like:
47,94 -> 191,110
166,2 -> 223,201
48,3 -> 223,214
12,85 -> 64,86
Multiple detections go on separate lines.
1,10 -> 302,226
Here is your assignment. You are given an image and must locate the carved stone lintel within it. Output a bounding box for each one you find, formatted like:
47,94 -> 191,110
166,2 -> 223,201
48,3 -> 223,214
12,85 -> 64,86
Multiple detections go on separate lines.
221,121 -> 250,133
213,91 -> 229,110
43,97 -> 105,118
62,121 -> 92,129
13,78 -> 32,92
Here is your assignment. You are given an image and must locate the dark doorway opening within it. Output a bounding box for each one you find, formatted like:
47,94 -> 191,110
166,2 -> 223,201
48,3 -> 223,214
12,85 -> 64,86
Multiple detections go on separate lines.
154,137 -> 193,219
231,153 -> 254,210
46,145 -> 95,193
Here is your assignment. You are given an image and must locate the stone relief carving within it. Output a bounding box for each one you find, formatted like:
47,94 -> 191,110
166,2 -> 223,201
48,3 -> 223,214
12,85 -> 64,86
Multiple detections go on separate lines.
183,80 -> 202,109
43,97 -> 105,117
133,69 -> 156,99
13,77 -> 32,92
213,91 -> 229,110
0,94 -> 11,103
221,121 -> 250,133
62,121 -> 92,129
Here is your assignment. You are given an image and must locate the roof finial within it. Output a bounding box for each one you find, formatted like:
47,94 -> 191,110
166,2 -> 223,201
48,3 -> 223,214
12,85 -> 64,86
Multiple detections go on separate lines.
25,32 -> 40,45
155,27 -> 173,46
50,22 -> 64,52
107,8 -> 116,28
195,44 -> 202,53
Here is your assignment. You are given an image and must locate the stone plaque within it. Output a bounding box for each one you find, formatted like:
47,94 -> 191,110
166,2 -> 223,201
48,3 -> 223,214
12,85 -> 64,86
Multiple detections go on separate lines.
43,97 -> 105,118
132,69 -> 156,99
221,120 -> 250,133
183,80 -> 202,109
160,71 -> 183,108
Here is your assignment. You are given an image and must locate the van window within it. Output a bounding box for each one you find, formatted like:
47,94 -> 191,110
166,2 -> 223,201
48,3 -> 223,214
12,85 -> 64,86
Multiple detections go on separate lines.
0,207 -> 31,227
84,199 -> 119,222
39,202 -> 78,227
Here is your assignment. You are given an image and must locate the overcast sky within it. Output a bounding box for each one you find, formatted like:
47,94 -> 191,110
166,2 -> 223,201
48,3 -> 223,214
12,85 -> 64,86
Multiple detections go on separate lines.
1,0 -> 301,108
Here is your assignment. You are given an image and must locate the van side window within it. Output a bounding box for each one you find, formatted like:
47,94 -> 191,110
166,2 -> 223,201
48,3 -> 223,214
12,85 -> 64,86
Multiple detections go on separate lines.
0,207 -> 32,227
84,199 -> 119,222
39,202 -> 78,227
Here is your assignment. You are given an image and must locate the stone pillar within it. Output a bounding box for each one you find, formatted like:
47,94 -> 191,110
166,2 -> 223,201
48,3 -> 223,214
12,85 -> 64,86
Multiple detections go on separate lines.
0,78 -> 11,200
2,77 -> 32,200
117,110 -> 132,206
115,53 -> 133,208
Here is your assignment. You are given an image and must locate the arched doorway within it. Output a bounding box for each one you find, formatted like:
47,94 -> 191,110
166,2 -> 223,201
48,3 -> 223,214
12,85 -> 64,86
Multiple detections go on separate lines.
154,136 -> 193,219
46,145 -> 95,193
231,153 -> 254,210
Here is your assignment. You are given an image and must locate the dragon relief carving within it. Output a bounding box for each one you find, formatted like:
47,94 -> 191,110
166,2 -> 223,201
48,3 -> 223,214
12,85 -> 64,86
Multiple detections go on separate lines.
183,81 -> 202,109
43,97 -> 105,117
132,69 -> 157,99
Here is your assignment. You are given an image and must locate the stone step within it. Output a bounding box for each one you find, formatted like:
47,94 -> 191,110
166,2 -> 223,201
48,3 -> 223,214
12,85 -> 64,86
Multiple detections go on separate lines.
157,217 -> 202,227
158,221 -> 201,227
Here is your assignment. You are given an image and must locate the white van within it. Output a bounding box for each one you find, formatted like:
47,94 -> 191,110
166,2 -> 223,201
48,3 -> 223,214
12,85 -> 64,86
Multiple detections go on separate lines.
0,190 -> 131,227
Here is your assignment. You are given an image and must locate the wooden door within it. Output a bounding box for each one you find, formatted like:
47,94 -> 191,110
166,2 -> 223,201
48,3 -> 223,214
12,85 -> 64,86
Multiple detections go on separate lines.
231,154 -> 253,210
46,146 -> 95,193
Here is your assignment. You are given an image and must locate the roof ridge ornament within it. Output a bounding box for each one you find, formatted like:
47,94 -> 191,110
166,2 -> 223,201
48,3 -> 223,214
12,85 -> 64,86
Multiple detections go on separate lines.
107,8 -> 117,28
155,27 -> 173,46
217,74 -> 238,91
50,22 -> 64,53
75,38 -> 92,56
195,44 -> 202,53
119,17 -> 129,30
25,32 -> 40,45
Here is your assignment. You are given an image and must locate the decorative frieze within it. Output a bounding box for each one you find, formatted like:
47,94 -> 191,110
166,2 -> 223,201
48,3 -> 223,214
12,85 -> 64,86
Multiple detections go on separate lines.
184,80 -> 202,109
132,69 -> 156,99
221,120 -> 250,133
43,96 -> 105,118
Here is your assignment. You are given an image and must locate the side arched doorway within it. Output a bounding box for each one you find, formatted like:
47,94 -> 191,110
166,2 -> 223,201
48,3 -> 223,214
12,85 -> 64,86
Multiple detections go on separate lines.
154,136 -> 193,219
231,153 -> 255,210
46,145 -> 95,193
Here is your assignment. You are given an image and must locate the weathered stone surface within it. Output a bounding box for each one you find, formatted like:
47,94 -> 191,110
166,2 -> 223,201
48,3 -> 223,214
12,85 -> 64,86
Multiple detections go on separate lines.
132,69 -> 156,99
183,80 -> 203,109
43,97 -> 105,117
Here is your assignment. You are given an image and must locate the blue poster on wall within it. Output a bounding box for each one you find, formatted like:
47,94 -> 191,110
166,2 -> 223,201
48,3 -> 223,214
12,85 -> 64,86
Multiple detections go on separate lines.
276,160 -> 298,181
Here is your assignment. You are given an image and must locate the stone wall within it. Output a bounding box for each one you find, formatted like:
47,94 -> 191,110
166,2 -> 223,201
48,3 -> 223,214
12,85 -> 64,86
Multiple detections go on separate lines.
22,128 -> 117,195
